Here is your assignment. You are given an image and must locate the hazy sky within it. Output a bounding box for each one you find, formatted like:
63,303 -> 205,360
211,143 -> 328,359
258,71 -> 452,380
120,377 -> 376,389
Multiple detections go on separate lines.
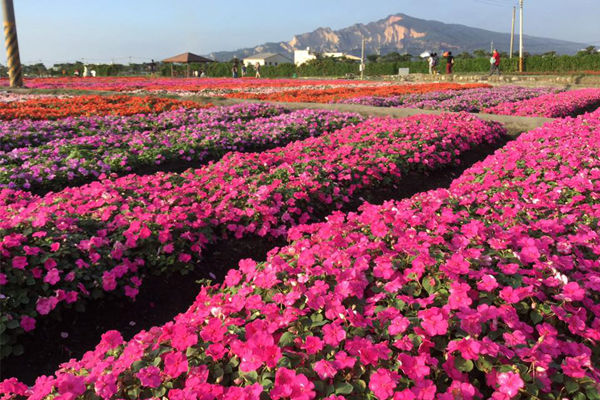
4,0 -> 599,65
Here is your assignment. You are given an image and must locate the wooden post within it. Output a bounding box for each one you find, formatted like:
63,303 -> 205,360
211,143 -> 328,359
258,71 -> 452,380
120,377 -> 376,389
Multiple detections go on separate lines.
1,0 -> 23,87
170,63 -> 173,77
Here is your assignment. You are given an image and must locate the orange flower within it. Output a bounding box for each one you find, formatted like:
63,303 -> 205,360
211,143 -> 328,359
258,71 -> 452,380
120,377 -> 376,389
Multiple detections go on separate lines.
0,95 -> 210,121
224,83 -> 489,103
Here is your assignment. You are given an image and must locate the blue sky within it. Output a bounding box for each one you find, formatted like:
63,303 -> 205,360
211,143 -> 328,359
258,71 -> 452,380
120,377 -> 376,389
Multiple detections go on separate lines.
4,0 -> 600,65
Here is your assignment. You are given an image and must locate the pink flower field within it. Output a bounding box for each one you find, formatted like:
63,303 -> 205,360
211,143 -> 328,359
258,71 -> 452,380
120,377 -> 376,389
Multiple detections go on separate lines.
1,83 -> 600,399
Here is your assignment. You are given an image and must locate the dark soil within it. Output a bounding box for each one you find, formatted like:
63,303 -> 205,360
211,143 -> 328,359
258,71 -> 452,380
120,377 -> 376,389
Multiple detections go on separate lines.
0,135 -> 511,384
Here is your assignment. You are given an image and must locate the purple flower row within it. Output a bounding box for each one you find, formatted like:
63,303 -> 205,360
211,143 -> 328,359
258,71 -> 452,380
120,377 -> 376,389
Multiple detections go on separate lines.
0,104 -> 363,192
337,86 -> 561,113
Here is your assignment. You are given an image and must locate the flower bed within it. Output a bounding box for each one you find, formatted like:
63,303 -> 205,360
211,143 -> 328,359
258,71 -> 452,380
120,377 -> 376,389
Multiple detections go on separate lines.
0,95 -> 207,121
3,109 -> 598,399
0,104 -> 362,193
338,86 -> 561,113
0,77 -> 392,94
483,88 -> 600,117
0,113 -> 504,359
223,83 -> 489,103
0,92 -> 73,103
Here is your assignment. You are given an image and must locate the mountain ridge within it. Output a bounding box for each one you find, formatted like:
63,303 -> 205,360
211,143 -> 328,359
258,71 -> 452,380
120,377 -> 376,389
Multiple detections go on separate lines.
207,13 -> 587,61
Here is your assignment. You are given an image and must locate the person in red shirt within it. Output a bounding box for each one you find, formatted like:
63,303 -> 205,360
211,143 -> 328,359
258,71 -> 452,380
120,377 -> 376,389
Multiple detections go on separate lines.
490,50 -> 501,76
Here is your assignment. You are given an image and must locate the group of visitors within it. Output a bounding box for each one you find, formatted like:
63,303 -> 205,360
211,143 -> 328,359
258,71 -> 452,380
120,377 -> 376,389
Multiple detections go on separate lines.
232,62 -> 261,78
427,49 -> 502,76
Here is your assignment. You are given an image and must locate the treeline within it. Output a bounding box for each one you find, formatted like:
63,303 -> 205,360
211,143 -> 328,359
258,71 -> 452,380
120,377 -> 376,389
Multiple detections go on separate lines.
6,47 -> 600,79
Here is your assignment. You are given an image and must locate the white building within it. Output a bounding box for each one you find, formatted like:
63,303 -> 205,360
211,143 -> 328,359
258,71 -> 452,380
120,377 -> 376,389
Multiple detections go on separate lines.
243,53 -> 292,67
294,48 -> 362,66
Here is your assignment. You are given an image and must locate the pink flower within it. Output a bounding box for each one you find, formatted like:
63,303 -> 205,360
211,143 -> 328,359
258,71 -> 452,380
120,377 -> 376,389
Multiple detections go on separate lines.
178,253 -> 192,263
20,316 -> 36,332
322,323 -> 346,346
519,245 -> 540,264
418,307 -> 448,336
369,369 -> 399,400
206,343 -> 227,361
200,318 -> 227,343
313,360 -> 338,380
448,282 -> 472,309
163,351 -> 188,378
57,374 -> 86,397
561,282 -> 585,302
44,269 -> 61,285
477,274 -> 498,292
388,316 -> 410,336
223,383 -> 263,400
300,336 -> 324,355
12,256 -> 27,270
0,273 -> 6,285
94,373 -> 117,399
333,351 -> 356,370
495,371 -> 524,397
137,366 -> 162,388
271,368 -> 316,400
50,242 -> 60,252
562,355 -> 590,378
36,296 -> 59,315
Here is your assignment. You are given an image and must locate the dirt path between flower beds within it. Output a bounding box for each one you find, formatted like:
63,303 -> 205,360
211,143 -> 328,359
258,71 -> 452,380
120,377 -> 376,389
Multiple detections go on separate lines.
0,87 -> 555,136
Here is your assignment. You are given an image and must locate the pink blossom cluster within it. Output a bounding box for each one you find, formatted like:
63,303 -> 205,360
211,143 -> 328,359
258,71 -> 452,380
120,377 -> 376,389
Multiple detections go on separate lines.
0,112 -> 503,358
2,109 -> 599,399
483,88 -> 600,117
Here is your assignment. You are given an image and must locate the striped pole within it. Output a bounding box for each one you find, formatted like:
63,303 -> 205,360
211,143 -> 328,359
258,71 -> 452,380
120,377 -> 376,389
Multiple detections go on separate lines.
2,0 -> 22,87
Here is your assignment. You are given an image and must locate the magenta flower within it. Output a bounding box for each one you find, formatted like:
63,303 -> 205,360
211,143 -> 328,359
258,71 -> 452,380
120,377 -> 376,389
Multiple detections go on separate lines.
163,351 -> 188,378
20,315 -> 36,332
313,359 -> 338,380
369,368 -> 399,400
136,365 -> 162,388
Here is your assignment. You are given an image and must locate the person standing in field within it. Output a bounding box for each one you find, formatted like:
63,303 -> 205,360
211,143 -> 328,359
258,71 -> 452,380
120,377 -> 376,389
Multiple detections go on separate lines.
428,54 -> 435,75
255,62 -> 261,78
150,59 -> 156,77
490,50 -> 501,76
232,64 -> 239,78
445,51 -> 454,74
241,63 -> 247,77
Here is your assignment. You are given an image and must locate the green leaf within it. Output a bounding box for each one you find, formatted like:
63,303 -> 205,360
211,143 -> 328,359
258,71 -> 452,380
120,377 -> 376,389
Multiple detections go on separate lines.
335,382 -> 354,395
573,393 -> 586,400
587,388 -> 600,400
565,379 -> 579,394
454,356 -> 474,372
530,310 -> 543,324
525,384 -> 539,396
0,323 -> 5,335
6,320 -> 19,330
12,344 -> 24,356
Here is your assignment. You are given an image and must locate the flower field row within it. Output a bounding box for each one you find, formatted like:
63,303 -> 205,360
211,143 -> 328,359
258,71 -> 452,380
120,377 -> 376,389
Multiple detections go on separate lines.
2,109 -> 598,399
0,104 -> 362,193
0,92 -> 72,103
0,95 -> 206,121
1,77 -> 390,94
337,86 -> 561,113
483,88 -> 600,117
0,112 -> 504,358
223,83 -> 489,103
0,102 -> 283,151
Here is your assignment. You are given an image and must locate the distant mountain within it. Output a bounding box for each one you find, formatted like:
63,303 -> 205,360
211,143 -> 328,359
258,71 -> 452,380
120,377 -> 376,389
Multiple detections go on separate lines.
207,13 -> 587,61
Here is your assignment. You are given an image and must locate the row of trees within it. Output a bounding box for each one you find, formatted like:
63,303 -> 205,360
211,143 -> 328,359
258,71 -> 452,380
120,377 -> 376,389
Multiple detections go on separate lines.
1,46 -> 598,79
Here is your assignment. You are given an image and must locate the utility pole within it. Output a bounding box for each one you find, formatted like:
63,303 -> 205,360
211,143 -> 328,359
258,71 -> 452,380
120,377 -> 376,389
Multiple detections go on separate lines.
519,0 -> 524,72
490,40 -> 494,54
360,37 -> 366,80
1,0 -> 22,87
510,6 -> 516,59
